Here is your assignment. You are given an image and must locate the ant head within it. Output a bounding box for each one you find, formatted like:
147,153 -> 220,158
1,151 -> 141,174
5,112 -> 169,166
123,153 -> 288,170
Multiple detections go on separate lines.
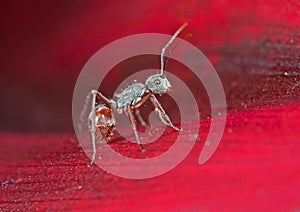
145,74 -> 172,95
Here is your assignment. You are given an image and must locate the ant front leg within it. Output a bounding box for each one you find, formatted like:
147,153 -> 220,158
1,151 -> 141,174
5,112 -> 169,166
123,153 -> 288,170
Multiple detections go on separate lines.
150,94 -> 181,131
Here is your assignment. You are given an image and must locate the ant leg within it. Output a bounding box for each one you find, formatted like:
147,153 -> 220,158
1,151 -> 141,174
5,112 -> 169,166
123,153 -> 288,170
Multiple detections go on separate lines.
135,109 -> 148,128
88,130 -> 97,167
82,89 -> 116,166
150,94 -> 181,131
80,89 -> 115,123
127,105 -> 145,152
87,90 -> 98,166
92,89 -> 116,111
132,92 -> 151,128
79,90 -> 93,125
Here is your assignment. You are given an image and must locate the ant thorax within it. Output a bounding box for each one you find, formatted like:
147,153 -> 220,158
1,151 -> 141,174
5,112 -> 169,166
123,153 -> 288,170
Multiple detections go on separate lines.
114,74 -> 172,113
114,83 -> 147,113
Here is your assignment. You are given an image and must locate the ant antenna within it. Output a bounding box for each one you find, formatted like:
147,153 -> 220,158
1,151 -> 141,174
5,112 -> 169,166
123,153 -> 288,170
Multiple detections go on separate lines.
163,32 -> 192,72
160,22 -> 188,75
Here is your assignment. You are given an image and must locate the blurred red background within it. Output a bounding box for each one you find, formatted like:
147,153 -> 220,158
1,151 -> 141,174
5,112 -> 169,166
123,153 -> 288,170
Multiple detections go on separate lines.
1,0 -> 299,133
0,0 -> 299,211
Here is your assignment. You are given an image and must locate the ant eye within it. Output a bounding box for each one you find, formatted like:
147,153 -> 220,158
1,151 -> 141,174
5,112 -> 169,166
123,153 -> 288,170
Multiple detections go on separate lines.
154,79 -> 161,85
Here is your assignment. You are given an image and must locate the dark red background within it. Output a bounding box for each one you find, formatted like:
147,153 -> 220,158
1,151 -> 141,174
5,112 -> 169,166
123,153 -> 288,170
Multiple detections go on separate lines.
0,1 -> 299,211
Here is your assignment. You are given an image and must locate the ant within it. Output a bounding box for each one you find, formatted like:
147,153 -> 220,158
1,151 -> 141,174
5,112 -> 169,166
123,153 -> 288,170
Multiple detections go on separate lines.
81,23 -> 188,166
